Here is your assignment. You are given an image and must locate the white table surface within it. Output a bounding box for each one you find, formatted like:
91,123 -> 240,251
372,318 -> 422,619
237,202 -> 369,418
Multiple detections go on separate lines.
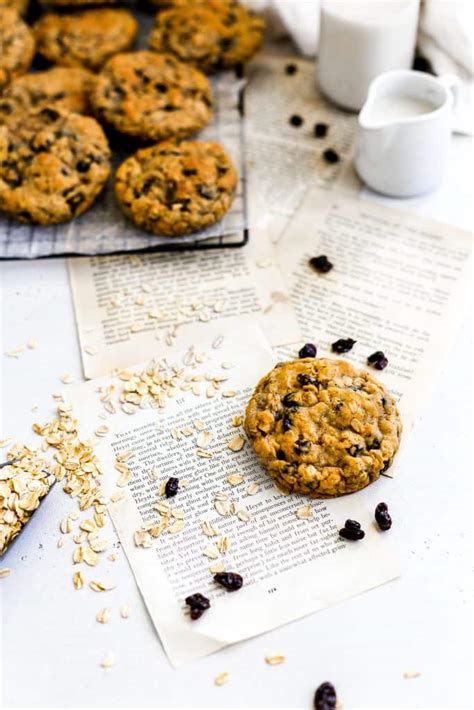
0,132 -> 472,709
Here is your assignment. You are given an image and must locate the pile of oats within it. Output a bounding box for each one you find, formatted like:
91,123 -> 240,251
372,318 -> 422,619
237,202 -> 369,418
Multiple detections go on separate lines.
0,444 -> 54,556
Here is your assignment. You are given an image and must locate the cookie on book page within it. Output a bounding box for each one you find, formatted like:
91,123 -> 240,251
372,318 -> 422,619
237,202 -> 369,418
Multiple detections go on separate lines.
90,51 -> 212,142
0,67 -> 95,125
115,138 -> 237,237
149,0 -> 265,73
0,107 -> 111,225
34,9 -> 138,71
0,8 -> 35,91
244,358 -> 402,498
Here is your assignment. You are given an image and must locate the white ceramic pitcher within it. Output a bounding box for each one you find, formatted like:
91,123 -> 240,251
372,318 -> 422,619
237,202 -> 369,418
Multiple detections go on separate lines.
355,70 -> 459,198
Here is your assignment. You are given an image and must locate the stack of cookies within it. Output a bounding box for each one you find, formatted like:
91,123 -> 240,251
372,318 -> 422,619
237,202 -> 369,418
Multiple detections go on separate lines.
0,0 -> 265,235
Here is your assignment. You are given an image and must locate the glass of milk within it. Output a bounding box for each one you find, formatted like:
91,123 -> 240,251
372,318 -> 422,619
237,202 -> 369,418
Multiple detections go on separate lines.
318,0 -> 420,111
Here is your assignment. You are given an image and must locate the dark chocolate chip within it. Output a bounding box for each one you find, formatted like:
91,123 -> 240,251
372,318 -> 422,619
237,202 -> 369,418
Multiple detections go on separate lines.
314,122 -> 329,138
323,148 -> 340,164
309,255 -> 333,273
289,114 -> 303,127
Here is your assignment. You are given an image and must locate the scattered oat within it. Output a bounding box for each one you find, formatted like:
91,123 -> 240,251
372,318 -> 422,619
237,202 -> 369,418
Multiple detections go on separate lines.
96,608 -> 110,624
247,482 -> 260,496
4,348 -> 23,358
95,425 -> 109,438
222,390 -> 237,398
296,505 -> 314,520
84,346 -> 98,356
0,438 -> 11,448
256,258 -> 272,268
209,562 -> 226,574
202,545 -> 219,560
73,571 -> 85,589
0,568 -> 12,579
120,604 -> 130,619
197,430 -> 214,449
227,435 -> 245,452
129,322 -> 144,333
26,338 -> 38,350
107,553 -> 117,562
227,473 -> 244,486
403,671 -> 421,679
134,530 -> 152,548
168,519 -> 185,534
57,537 -> 65,549
89,580 -> 115,592
110,491 -> 123,503
217,536 -> 230,554
212,335 -> 224,349
231,415 -> 243,427
202,520 -> 218,537
214,672 -> 229,686
265,654 -> 285,666
237,509 -> 251,522
100,652 -> 115,669
60,373 -> 73,385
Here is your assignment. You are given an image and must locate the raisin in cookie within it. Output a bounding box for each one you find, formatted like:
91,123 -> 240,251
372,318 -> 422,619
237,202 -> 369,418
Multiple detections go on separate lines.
0,8 -> 35,91
149,0 -> 265,73
0,67 -> 94,126
244,358 -> 402,498
115,139 -> 237,236
0,107 -> 111,225
90,51 -> 212,141
34,9 -> 138,72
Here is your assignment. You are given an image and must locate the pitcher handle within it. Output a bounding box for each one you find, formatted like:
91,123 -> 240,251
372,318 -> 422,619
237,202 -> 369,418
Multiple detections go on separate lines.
438,73 -> 461,109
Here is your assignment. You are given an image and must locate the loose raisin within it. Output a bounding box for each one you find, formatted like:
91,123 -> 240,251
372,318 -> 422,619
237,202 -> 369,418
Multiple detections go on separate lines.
314,681 -> 337,710
165,477 -> 179,498
289,114 -> 303,127
185,592 -> 210,620
367,351 -> 388,370
309,255 -> 333,273
214,572 -> 243,591
298,343 -> 317,358
323,148 -> 340,164
339,519 -> 365,541
375,502 -> 392,531
285,63 -> 298,75
314,122 -> 329,138
331,338 -> 356,354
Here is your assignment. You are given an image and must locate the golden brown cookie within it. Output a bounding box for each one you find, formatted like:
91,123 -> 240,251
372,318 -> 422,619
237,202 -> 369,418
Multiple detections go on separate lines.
244,358 -> 402,498
0,67 -> 94,125
149,0 -> 265,73
115,138 -> 237,236
0,107 -> 111,225
39,0 -> 119,6
0,0 -> 29,16
90,51 -> 212,141
34,9 -> 138,71
0,8 -> 35,91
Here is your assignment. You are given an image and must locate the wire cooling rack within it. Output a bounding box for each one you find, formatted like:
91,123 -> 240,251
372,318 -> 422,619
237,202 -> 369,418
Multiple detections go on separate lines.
0,11 -> 249,260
